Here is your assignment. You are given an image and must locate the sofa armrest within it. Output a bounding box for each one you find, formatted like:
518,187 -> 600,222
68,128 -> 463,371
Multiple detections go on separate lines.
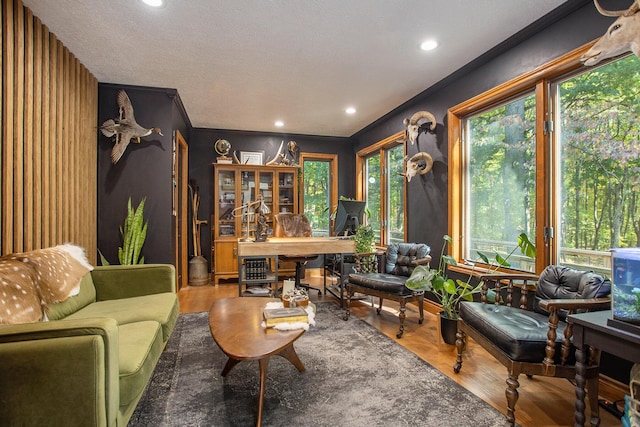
0,318 -> 120,426
91,264 -> 176,300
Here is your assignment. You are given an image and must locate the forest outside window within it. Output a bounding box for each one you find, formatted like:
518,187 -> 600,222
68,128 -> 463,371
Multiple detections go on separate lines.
300,153 -> 338,236
449,44 -> 640,275
357,131 -> 406,245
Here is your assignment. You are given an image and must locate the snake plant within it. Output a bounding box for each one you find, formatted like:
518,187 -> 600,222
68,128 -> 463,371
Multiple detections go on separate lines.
117,197 -> 148,265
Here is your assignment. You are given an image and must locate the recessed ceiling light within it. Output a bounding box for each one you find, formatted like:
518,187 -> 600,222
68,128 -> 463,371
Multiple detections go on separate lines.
274,121 -> 284,127
141,0 -> 164,7
420,40 -> 438,51
345,107 -> 356,115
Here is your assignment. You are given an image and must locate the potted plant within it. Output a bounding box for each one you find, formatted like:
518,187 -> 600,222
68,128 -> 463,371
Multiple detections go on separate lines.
352,224 -> 377,273
99,197 -> 148,266
406,233 -> 535,344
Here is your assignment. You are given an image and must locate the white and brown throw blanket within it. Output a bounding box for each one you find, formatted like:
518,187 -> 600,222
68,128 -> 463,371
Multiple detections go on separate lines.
0,244 -> 93,324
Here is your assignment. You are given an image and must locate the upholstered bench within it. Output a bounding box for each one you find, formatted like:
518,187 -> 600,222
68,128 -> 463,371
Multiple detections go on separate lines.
343,242 -> 431,338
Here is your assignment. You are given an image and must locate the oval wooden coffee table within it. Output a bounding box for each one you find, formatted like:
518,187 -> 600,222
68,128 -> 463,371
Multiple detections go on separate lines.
208,297 -> 306,427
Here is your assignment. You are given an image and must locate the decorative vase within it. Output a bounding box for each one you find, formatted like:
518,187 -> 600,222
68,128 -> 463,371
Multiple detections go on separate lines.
188,256 -> 209,286
439,311 -> 458,345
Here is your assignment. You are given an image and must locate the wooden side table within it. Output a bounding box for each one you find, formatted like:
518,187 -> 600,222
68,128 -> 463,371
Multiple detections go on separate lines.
568,310 -> 640,427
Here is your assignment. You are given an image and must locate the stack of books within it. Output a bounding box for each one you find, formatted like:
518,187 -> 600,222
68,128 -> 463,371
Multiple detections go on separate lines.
245,258 -> 267,280
263,307 -> 308,327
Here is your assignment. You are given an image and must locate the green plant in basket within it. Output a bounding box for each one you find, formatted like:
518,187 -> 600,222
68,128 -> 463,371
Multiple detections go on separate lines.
354,224 -> 375,254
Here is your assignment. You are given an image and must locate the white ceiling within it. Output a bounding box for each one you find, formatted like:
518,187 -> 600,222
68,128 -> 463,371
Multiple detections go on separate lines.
23,0 -> 567,137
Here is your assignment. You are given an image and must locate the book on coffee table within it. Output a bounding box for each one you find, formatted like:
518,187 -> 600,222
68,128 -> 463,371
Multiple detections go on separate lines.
263,307 -> 308,327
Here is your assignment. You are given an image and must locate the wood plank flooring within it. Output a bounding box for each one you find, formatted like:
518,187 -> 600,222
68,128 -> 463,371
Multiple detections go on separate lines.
178,270 -> 623,427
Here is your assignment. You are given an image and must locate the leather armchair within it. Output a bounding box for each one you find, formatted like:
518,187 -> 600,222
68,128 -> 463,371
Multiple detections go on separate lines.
343,243 -> 431,338
454,265 -> 611,426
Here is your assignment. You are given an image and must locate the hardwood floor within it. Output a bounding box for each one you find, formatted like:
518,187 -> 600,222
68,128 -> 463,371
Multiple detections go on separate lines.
178,270 -> 622,427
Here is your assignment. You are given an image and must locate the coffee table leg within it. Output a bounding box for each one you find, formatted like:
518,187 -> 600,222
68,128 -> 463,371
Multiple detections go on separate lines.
221,357 -> 241,377
277,343 -> 305,372
257,357 -> 269,427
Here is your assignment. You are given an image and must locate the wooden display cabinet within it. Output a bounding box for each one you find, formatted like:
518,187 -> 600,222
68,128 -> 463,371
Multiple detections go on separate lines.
212,164 -> 298,285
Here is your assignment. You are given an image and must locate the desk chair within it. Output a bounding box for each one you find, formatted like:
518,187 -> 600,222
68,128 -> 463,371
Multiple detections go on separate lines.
274,213 -> 322,295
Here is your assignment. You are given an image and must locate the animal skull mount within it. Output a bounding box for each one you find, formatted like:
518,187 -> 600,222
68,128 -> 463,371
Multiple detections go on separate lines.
400,151 -> 433,182
581,0 -> 640,66
403,111 -> 436,145
266,140 -> 294,166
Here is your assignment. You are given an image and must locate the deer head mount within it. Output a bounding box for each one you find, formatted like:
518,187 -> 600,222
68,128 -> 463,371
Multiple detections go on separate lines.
581,0 -> 640,66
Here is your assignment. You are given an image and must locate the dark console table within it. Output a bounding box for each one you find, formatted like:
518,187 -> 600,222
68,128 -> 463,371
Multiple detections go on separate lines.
568,310 -> 640,427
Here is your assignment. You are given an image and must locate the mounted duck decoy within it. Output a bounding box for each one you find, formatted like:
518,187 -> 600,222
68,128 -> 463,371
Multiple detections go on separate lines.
100,89 -> 163,164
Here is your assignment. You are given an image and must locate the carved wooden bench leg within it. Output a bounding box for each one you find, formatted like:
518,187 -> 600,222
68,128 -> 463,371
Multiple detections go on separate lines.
506,372 -> 520,426
454,329 -> 466,373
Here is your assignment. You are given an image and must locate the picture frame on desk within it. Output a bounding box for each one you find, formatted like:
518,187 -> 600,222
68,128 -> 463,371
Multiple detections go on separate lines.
240,151 -> 263,165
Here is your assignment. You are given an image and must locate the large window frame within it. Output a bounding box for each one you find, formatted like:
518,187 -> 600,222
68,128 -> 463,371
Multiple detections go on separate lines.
356,131 -> 407,245
299,152 -> 338,236
448,42 -> 598,274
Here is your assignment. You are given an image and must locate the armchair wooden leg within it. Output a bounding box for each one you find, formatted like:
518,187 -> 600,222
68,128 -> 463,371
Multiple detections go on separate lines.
453,329 -> 466,373
505,372 -> 520,426
417,294 -> 424,324
397,302 -> 406,338
376,297 -> 384,315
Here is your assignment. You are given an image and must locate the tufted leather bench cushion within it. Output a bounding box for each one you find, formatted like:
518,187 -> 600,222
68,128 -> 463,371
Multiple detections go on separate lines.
348,272 -> 412,296
459,301 -> 569,363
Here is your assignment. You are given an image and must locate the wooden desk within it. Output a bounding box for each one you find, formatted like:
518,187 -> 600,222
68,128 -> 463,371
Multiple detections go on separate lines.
568,310 -> 640,427
237,237 -> 355,298
237,237 -> 355,257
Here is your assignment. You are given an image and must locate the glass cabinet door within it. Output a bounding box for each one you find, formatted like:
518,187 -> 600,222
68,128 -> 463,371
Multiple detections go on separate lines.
278,171 -> 295,214
259,171 -> 274,235
240,170 -> 258,240
217,169 -> 236,238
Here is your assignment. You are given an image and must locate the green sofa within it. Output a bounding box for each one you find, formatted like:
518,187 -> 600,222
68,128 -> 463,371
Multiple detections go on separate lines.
0,264 -> 180,426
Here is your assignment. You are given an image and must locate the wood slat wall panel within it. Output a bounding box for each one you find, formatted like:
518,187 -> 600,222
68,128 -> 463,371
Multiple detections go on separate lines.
2,0 -> 14,255
1,0 -> 98,263
23,7 -> 33,251
13,0 -> 24,252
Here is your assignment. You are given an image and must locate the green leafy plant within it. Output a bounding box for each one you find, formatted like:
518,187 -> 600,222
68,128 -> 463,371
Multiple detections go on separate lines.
406,233 -> 535,319
354,224 -> 375,254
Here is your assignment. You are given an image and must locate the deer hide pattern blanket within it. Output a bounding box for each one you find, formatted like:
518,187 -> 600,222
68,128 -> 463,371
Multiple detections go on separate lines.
0,244 -> 93,324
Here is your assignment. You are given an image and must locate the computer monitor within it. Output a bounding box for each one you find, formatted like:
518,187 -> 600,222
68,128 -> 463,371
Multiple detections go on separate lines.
333,199 -> 366,236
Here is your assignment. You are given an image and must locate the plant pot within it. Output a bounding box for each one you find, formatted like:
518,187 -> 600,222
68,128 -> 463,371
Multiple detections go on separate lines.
439,311 -> 458,345
188,256 -> 209,286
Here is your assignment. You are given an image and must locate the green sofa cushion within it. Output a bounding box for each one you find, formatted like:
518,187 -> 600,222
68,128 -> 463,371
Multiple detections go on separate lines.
66,292 -> 179,342
117,321 -> 164,408
45,274 -> 97,321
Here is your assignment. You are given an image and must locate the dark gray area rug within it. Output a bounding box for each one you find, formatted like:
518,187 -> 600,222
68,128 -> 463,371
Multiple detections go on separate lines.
128,302 -> 507,426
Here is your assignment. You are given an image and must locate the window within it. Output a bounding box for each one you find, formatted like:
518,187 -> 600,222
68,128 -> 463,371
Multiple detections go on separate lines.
449,45 -> 640,275
357,131 -> 406,245
300,153 -> 338,236
554,54 -> 640,275
464,92 -> 537,271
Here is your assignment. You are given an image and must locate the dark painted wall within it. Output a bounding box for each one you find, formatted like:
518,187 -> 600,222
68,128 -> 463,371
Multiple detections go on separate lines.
97,83 -> 190,265
351,0 -> 627,266
188,128 -> 353,271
